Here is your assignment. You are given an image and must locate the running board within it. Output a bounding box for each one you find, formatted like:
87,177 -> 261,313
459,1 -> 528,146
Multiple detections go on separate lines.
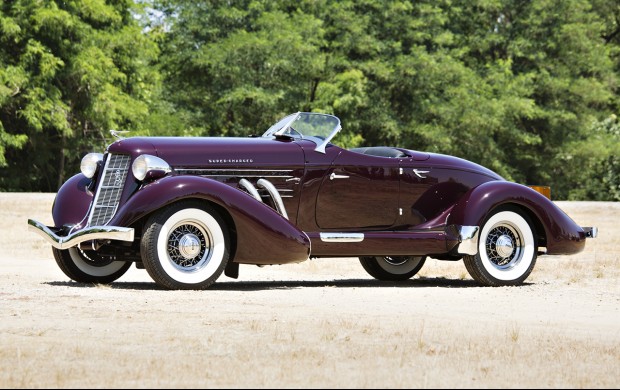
308,225 -> 478,257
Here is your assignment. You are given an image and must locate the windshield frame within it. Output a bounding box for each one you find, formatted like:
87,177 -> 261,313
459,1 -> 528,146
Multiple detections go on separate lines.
262,112 -> 342,154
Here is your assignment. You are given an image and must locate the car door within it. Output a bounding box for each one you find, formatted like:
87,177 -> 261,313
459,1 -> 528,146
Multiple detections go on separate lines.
398,158 -> 437,226
315,151 -> 400,229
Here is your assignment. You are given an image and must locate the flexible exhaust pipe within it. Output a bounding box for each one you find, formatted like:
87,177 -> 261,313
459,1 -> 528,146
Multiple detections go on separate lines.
257,178 -> 289,220
239,178 -> 262,202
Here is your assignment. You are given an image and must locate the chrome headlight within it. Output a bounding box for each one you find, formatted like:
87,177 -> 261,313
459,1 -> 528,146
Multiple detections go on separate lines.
80,153 -> 104,179
132,154 -> 171,181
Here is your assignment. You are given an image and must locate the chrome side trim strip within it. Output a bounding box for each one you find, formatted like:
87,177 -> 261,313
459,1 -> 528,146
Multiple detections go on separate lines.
260,194 -> 294,199
197,174 -> 294,178
582,226 -> 598,238
257,179 -> 289,220
319,233 -> 364,242
177,169 -> 294,172
28,219 -> 135,250
455,225 -> 480,255
175,169 -> 294,173
238,178 -> 263,202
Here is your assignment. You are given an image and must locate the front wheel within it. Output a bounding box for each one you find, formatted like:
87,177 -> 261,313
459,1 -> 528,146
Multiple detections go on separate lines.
141,201 -> 230,290
359,256 -> 426,281
52,247 -> 131,284
463,209 -> 537,286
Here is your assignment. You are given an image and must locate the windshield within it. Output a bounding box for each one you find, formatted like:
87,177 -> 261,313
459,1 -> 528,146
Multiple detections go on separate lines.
262,112 -> 341,153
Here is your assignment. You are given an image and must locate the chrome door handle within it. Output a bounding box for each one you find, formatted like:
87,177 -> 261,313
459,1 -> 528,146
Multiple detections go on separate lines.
330,172 -> 350,180
413,169 -> 429,179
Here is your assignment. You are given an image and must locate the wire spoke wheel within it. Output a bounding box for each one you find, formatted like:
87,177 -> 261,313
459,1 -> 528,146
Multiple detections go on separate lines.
359,255 -> 426,281
141,202 -> 229,290
167,222 -> 211,271
464,208 -> 537,286
485,224 -> 523,270
52,247 -> 131,284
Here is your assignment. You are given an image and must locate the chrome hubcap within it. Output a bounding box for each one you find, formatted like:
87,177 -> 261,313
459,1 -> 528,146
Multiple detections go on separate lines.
486,224 -> 522,268
495,235 -> 514,258
167,223 -> 211,270
178,234 -> 201,259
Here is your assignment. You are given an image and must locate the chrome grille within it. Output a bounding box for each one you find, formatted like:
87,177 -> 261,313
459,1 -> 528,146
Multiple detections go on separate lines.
88,154 -> 131,226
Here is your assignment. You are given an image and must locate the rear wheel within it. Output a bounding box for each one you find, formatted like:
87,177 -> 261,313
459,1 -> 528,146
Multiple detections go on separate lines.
53,247 -> 131,284
359,256 -> 426,281
141,201 -> 230,290
463,208 -> 537,286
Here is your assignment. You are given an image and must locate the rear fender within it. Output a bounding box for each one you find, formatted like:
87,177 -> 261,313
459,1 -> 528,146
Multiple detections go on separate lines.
446,181 -> 587,254
108,175 -> 310,264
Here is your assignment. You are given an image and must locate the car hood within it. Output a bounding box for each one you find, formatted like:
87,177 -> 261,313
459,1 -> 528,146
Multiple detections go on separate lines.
107,137 -> 304,168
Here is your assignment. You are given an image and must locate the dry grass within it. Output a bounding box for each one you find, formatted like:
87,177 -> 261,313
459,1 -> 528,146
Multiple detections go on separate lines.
1,193 -> 619,388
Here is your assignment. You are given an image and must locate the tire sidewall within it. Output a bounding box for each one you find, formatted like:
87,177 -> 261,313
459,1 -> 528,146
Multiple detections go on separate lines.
360,256 -> 426,281
477,210 -> 536,283
142,203 -> 229,289
68,248 -> 127,277
53,247 -> 131,284
376,256 -> 425,276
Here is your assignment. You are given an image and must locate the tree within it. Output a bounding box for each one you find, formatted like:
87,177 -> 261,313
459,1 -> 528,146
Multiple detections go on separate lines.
155,0 -> 618,199
0,0 -> 160,191
2,0 -> 618,199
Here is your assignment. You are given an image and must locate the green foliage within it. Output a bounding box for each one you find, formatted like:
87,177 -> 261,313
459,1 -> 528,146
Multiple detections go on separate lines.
0,0 -> 159,191
1,0 -> 619,199
153,0 -> 618,199
565,115 -> 620,200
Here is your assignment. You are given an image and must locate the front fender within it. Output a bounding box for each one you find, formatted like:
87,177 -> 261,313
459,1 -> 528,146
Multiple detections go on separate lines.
108,175 -> 310,265
52,174 -> 93,228
446,181 -> 587,255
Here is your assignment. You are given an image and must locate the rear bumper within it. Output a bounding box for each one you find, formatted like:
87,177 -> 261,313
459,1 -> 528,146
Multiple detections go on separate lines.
454,225 -> 480,255
582,226 -> 598,238
27,219 -> 134,250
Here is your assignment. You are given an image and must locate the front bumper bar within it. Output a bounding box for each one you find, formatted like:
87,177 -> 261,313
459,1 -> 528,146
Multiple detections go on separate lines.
27,219 -> 135,250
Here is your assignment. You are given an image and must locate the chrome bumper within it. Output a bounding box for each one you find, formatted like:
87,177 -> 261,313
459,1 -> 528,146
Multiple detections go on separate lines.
27,219 -> 135,250
582,226 -> 598,238
454,225 -> 480,255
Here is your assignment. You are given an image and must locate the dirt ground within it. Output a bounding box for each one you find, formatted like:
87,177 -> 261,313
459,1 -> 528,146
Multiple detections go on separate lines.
0,193 -> 618,388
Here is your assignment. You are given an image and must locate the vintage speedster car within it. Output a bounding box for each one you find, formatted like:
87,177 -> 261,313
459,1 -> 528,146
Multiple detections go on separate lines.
28,112 -> 598,289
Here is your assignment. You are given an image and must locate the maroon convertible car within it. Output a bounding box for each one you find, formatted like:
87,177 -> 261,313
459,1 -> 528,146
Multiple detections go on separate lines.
28,112 -> 597,289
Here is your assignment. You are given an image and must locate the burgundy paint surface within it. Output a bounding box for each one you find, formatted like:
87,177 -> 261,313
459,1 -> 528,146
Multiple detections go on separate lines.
447,181 -> 586,254
109,176 -> 311,265
52,174 -> 93,228
307,231 -> 459,257
48,134 -> 589,263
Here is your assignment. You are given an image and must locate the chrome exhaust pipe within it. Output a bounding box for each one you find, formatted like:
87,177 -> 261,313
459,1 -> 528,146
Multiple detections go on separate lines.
239,178 -> 289,220
239,178 -> 262,202
257,178 -> 289,220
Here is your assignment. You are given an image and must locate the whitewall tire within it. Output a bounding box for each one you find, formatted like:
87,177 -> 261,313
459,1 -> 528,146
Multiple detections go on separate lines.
464,208 -> 537,286
359,256 -> 426,281
52,247 -> 131,284
141,201 -> 230,290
